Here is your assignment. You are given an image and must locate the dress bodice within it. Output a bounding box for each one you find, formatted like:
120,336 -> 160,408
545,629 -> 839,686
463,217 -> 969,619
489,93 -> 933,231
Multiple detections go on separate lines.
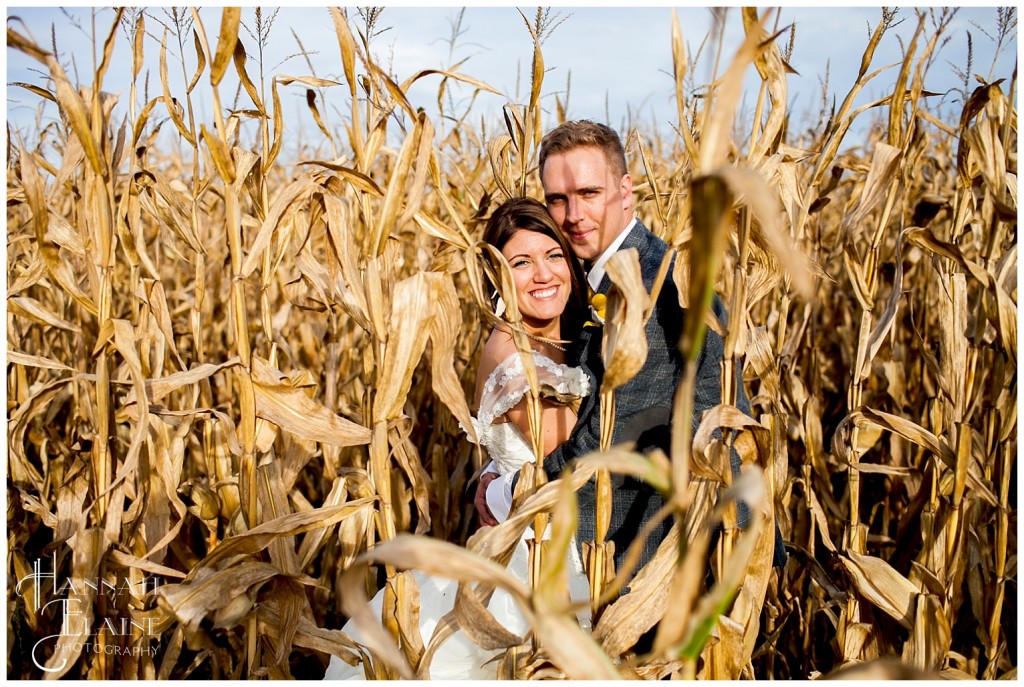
463,352 -> 589,475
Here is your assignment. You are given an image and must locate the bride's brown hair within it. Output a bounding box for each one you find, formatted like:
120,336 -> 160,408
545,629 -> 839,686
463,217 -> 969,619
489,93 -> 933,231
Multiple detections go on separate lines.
482,197 -> 589,341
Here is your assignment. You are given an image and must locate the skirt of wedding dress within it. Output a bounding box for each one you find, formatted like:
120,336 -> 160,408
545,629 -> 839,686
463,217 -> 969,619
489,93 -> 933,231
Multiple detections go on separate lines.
323,532 -> 590,680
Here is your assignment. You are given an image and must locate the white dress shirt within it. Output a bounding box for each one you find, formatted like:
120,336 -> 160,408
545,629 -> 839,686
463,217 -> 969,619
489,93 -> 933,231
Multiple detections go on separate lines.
585,217 -> 637,293
482,216 -> 638,522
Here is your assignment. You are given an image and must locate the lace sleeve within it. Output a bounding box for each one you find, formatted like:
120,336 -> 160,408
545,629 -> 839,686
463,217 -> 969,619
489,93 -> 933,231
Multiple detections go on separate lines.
475,351 -> 590,427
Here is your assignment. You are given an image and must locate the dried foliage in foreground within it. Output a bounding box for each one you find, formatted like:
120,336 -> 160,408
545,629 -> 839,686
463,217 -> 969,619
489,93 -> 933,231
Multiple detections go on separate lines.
6,6 -> 1017,680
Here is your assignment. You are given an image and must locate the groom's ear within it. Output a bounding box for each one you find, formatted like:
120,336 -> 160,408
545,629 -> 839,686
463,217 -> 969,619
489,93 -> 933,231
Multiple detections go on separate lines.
620,173 -> 633,211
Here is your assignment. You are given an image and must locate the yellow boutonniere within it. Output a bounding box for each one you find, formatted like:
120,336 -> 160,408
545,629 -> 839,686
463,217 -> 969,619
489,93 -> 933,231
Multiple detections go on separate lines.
585,292 -> 606,327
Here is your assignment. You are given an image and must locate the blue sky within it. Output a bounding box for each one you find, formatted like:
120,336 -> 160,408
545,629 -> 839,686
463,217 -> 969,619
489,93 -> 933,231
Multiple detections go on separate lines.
5,6 -> 1018,158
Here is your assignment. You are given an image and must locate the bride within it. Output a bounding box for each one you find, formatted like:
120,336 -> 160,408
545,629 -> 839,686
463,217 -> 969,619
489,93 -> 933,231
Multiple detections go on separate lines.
324,197 -> 594,679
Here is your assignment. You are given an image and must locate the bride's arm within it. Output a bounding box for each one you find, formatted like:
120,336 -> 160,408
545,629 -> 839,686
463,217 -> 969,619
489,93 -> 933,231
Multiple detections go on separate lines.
477,390 -> 575,526
473,330 -> 579,524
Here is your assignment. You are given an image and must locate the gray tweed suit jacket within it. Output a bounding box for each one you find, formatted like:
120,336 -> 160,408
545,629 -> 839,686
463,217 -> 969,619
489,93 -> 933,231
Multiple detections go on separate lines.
552,220 -> 739,575
516,220 -> 785,578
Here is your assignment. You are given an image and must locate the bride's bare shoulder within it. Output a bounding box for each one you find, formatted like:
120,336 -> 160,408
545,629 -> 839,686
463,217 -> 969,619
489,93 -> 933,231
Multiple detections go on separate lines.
474,328 -> 517,403
481,327 -> 518,368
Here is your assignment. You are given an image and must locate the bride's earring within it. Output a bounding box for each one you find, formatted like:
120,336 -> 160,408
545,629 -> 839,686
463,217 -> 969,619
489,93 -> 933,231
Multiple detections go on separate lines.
492,290 -> 506,317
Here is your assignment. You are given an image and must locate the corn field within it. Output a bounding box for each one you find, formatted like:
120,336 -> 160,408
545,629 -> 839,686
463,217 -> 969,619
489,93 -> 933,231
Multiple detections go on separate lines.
6,6 -> 1017,680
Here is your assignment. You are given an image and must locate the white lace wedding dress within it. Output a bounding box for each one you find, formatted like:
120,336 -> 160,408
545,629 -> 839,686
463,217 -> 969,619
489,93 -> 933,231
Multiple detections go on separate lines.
324,351 -> 591,680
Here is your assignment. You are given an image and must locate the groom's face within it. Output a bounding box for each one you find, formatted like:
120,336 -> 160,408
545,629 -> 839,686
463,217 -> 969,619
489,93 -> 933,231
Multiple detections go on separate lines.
541,146 -> 632,263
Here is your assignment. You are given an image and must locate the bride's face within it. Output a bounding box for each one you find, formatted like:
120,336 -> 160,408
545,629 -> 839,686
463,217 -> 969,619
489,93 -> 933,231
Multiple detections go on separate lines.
501,229 -> 572,329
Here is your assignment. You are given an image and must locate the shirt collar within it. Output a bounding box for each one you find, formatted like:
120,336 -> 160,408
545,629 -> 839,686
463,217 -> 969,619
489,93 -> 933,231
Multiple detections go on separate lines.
586,217 -> 637,292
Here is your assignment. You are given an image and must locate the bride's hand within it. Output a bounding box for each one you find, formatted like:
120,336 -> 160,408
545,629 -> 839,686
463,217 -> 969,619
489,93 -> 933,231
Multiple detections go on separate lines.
474,472 -> 499,526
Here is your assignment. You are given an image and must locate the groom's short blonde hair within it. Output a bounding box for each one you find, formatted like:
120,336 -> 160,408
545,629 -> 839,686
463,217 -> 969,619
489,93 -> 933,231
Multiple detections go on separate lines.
538,120 -> 628,179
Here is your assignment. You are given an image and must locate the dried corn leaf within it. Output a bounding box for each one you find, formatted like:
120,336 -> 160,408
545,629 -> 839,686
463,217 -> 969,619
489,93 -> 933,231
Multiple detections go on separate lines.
853,408 -> 997,505
745,326 -> 781,402
397,117 -> 435,230
535,462 -> 577,606
6,350 -> 77,373
392,571 -> 425,665
602,248 -> 649,391
18,146 -> 97,315
453,577 -> 524,650
469,459 -> 600,561
159,30 -> 196,146
322,194 -> 371,329
141,359 -> 238,403
338,534 -> 533,679
296,478 -> 348,570
9,28 -> 103,174
372,62 -> 417,119
402,68 -> 501,98
102,320 -> 150,497
369,113 -> 427,256
7,255 -> 47,298
251,356 -> 371,447
199,124 -> 235,183
94,8 -> 124,91
594,519 -> 681,657
742,11 -> 792,162
8,296 -> 81,333
695,13 -> 764,173
276,74 -> 343,89
840,142 -> 901,238
43,528 -> 103,678
528,43 -> 544,115
839,550 -> 917,629
140,279 -> 185,370
532,610 -> 622,680
232,38 -> 264,115
300,160 -> 383,196
255,461 -> 302,575
721,166 -> 817,299
203,7 -> 240,88
10,80 -> 56,103
681,174 -> 732,360
372,272 -> 437,422
259,598 -> 364,665
194,498 -> 374,573
673,468 -> 766,660
328,8 -> 357,96
577,449 -> 672,496
9,376 -> 74,488
692,404 -> 767,455
388,425 -> 433,535
670,11 -> 699,162
44,214 -> 86,257
145,177 -> 204,253
901,593 -> 951,671
809,488 -> 838,553
186,29 -> 206,94
107,550 -> 186,580
992,278 -> 1017,360
155,561 -> 283,630
413,210 -> 471,251
966,115 -> 1006,195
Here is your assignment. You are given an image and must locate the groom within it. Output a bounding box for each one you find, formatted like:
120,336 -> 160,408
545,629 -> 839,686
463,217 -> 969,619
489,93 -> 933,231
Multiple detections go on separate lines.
476,120 -> 783,576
